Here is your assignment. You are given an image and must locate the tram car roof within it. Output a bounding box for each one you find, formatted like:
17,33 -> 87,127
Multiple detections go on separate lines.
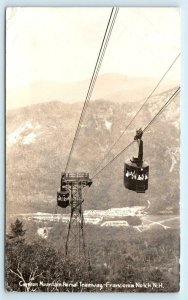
125,160 -> 149,169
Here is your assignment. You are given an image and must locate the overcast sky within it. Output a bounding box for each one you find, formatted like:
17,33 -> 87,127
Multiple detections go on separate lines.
6,7 -> 180,90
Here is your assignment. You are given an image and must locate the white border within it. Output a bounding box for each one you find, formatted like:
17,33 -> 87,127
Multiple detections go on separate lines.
1,1 -> 188,299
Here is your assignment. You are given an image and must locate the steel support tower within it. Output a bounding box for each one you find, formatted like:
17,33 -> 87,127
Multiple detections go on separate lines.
59,173 -> 92,259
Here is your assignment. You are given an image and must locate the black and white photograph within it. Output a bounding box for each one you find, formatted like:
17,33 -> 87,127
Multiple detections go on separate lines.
6,7 -> 180,292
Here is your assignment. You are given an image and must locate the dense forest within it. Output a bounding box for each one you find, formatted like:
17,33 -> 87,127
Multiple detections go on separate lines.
6,219 -> 179,292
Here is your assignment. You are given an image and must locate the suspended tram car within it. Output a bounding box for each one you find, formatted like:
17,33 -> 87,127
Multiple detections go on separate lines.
57,174 -> 70,208
124,129 -> 149,193
57,189 -> 70,208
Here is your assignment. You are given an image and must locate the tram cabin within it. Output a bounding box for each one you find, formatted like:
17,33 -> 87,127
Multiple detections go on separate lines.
124,160 -> 149,193
57,187 -> 70,208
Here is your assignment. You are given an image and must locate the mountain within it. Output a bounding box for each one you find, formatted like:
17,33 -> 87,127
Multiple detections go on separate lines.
7,73 -> 178,109
6,87 -> 180,215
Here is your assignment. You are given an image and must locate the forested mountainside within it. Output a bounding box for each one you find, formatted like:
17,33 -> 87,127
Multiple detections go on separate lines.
6,87 -> 179,215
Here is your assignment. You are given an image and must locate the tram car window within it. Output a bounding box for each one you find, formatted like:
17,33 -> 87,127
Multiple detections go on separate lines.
57,189 -> 70,208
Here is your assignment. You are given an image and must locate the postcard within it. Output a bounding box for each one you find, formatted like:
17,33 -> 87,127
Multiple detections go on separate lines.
6,7 -> 180,292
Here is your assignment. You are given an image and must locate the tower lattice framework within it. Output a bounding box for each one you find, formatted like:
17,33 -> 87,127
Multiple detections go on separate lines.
62,173 -> 92,260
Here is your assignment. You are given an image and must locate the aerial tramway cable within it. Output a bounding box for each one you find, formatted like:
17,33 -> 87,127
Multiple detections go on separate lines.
142,87 -> 180,133
92,86 -> 180,179
91,53 -> 181,174
78,9 -> 119,127
70,8 -> 119,149
81,8 -> 119,111
64,7 -> 119,173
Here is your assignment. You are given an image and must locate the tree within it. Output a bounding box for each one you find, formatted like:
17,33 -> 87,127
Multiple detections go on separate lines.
10,219 -> 26,238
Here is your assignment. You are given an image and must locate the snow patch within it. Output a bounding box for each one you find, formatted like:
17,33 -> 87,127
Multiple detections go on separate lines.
8,121 -> 42,145
101,220 -> 129,227
169,157 -> 177,173
166,147 -> 179,173
36,212 -> 51,215
104,120 -> 112,131
8,129 -> 22,144
23,132 -> 37,144
84,206 -> 145,218
84,217 -> 102,225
